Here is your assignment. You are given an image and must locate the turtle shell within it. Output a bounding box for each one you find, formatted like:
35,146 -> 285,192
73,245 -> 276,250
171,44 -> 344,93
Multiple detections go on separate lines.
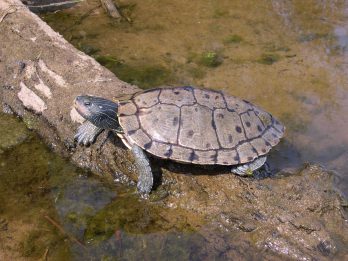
117,86 -> 284,165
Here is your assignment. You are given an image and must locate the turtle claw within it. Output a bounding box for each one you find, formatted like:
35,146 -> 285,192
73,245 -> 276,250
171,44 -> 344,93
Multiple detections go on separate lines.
74,121 -> 103,146
138,190 -> 150,200
231,156 -> 267,176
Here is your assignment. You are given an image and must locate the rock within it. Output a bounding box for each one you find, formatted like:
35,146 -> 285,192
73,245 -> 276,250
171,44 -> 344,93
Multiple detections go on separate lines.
160,164 -> 348,260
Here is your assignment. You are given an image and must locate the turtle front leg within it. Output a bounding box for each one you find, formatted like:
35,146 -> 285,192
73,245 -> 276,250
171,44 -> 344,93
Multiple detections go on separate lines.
131,144 -> 153,196
231,156 -> 267,176
75,121 -> 103,146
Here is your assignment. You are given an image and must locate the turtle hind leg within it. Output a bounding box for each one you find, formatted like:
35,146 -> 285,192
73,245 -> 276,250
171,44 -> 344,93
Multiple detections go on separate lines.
75,121 -> 103,146
131,144 -> 153,197
231,156 -> 267,176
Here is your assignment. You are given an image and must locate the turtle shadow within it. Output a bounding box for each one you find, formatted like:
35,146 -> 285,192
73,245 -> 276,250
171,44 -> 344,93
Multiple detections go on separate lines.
108,131 -> 289,187
151,156 -> 288,184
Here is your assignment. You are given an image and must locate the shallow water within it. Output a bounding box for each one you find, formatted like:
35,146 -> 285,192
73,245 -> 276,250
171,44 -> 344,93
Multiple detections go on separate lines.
1,0 -> 348,259
1,113 -> 246,260
41,0 -> 348,198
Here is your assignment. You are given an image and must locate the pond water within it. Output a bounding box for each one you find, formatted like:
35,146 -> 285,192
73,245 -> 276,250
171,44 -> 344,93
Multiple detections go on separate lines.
2,113 -> 253,260
41,0 -> 348,197
1,0 -> 348,259
1,111 -> 280,259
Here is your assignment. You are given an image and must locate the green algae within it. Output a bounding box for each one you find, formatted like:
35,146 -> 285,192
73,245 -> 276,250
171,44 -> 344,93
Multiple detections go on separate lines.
213,8 -> 229,18
95,55 -> 122,66
224,34 -> 243,44
257,53 -> 281,65
187,66 -> 206,79
297,33 -> 329,43
95,55 -> 173,88
118,3 -> 137,23
0,113 -> 205,259
0,113 -> 29,153
19,228 -> 69,259
115,64 -> 172,88
84,194 -> 198,243
280,112 -> 307,133
0,116 -> 73,259
22,114 -> 41,131
199,51 -> 223,67
78,43 -> 100,55
263,43 -> 290,52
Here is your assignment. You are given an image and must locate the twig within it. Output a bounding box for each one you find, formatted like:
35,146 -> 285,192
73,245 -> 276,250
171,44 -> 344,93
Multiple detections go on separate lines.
115,229 -> 123,257
41,248 -> 49,261
44,215 -> 87,249
63,4 -> 102,33
100,0 -> 121,19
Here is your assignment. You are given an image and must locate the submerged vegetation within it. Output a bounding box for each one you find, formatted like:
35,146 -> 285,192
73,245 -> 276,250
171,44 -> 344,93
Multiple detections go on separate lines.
95,54 -> 173,88
199,51 -> 223,67
257,53 -> 281,65
224,34 -> 243,44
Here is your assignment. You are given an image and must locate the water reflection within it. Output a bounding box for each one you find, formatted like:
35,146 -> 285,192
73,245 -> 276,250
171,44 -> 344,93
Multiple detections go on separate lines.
272,0 -> 348,198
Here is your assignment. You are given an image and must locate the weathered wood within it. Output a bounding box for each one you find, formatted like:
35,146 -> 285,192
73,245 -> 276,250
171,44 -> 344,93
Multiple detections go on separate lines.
0,0 -> 139,182
100,0 -> 121,19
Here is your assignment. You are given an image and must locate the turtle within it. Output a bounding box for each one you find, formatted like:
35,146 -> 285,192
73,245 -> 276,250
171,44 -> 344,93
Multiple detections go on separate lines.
74,86 -> 285,195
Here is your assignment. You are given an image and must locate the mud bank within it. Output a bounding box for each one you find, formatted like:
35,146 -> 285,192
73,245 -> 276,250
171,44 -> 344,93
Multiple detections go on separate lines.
0,0 -> 347,259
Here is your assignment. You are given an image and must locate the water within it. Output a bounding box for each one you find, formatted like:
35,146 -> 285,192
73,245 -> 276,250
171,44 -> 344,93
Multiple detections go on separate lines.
0,113 -> 239,260
44,0 -> 348,197
1,0 -> 348,259
41,0 -> 348,197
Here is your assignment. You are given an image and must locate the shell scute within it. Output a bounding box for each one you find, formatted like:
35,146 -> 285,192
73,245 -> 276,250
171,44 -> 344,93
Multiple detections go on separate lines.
159,87 -> 195,107
193,88 -> 226,109
193,150 -> 218,164
146,141 -> 172,158
170,145 -> 194,163
138,104 -> 180,144
134,89 -> 160,108
213,108 -> 246,148
217,149 -> 239,165
118,114 -> 139,132
129,129 -> 152,146
240,111 -> 265,139
178,104 -> 219,150
118,101 -> 137,116
237,142 -> 258,163
224,95 -> 253,114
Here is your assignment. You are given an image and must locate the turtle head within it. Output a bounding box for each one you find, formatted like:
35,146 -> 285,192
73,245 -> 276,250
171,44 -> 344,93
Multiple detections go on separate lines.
74,95 -> 122,131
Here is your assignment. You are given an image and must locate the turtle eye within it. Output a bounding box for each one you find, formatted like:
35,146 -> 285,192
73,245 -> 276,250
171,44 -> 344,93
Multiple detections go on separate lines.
84,101 -> 91,106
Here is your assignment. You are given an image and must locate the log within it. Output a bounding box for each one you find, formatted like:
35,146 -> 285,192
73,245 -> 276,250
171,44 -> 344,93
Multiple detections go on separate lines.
0,0 -> 139,183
